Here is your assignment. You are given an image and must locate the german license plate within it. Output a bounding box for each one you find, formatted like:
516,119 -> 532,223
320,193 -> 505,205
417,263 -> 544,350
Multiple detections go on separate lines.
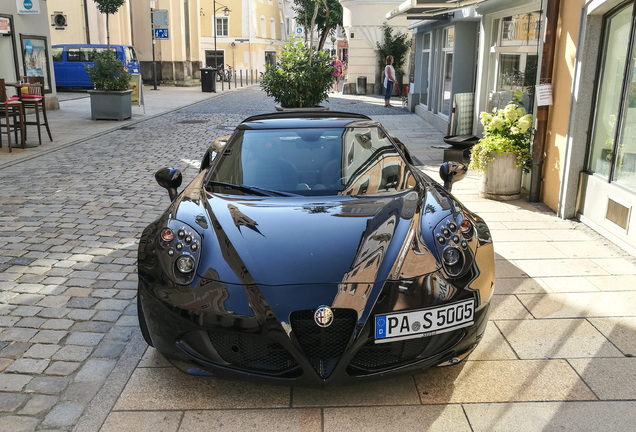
375,299 -> 474,343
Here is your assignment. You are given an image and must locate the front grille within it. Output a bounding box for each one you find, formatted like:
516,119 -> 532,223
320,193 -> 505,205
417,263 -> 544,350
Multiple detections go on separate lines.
290,308 -> 357,379
348,337 -> 430,373
208,331 -> 300,376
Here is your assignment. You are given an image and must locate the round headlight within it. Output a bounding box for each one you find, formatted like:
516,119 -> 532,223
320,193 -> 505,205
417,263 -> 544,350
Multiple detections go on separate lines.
175,255 -> 195,274
442,247 -> 461,267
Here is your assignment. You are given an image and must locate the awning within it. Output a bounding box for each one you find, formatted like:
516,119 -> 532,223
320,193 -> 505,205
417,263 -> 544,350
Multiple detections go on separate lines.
386,0 -> 485,20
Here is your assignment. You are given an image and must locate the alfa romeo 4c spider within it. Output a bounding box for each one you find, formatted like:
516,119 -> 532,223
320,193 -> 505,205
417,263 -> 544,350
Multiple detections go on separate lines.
137,111 -> 495,387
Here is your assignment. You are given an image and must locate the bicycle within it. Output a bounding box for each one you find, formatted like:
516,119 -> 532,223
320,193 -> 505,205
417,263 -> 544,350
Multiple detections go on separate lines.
216,65 -> 232,82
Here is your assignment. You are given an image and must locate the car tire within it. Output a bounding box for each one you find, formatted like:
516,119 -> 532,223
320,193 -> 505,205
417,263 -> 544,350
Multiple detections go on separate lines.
137,294 -> 154,347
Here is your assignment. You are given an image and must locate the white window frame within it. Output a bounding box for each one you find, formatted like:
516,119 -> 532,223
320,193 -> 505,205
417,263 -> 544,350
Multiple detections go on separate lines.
214,16 -> 229,37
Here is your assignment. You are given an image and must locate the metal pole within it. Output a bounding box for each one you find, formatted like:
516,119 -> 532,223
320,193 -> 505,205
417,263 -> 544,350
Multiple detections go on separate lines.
213,0 -> 217,91
151,7 -> 158,91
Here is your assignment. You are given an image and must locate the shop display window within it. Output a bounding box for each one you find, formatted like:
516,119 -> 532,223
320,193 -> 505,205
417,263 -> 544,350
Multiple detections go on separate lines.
491,12 -> 540,112
588,2 -> 636,191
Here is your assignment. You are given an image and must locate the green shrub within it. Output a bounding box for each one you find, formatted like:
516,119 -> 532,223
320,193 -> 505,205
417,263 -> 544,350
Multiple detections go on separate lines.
469,91 -> 534,173
85,50 -> 131,91
260,37 -> 334,108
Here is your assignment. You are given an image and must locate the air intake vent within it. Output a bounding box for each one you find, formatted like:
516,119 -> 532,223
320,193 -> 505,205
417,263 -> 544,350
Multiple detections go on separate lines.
606,199 -> 630,230
290,308 -> 357,379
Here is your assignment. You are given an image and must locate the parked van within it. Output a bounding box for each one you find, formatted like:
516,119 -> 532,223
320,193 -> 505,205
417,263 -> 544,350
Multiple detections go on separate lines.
51,44 -> 140,88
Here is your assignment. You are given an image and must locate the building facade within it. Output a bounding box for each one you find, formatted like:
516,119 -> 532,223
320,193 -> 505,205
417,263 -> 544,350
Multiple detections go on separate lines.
340,0 -> 409,95
392,0 -> 636,255
1,0 -> 59,109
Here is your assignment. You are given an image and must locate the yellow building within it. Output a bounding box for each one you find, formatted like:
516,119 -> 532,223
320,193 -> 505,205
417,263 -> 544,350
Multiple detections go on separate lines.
199,0 -> 294,79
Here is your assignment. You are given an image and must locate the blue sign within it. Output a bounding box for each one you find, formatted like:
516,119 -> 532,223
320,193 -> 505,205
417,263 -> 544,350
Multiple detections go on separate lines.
25,39 -> 33,54
154,28 -> 169,39
24,0 -> 33,10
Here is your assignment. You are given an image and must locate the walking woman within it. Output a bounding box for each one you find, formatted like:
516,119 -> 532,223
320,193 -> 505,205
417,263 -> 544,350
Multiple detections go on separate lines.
384,55 -> 398,107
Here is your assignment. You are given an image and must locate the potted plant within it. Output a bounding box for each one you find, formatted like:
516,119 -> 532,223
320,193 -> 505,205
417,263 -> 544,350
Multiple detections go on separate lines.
469,91 -> 533,200
260,36 -> 334,109
85,0 -> 132,121
86,49 -> 133,120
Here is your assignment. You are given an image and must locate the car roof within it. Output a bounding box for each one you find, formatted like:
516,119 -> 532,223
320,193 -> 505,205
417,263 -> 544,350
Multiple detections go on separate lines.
238,111 -> 378,130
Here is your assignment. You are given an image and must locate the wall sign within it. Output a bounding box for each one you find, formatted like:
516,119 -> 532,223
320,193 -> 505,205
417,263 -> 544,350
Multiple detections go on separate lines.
536,83 -> 553,107
17,0 -> 41,14
0,17 -> 11,34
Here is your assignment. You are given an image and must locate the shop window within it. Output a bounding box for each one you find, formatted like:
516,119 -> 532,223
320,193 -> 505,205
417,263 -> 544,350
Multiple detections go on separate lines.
419,32 -> 431,107
439,27 -> 454,117
588,2 -> 636,191
205,50 -> 224,68
491,13 -> 540,113
265,51 -> 276,67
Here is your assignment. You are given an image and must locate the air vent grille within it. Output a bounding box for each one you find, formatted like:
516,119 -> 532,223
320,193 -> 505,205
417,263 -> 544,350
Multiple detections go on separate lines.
606,199 -> 630,230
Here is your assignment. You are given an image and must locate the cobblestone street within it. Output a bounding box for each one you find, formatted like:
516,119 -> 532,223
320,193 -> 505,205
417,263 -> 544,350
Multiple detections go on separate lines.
1,86 -> 636,432
0,87 -> 416,431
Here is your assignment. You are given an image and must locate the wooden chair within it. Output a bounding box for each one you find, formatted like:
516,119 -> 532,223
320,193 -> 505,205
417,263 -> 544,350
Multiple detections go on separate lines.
0,79 -> 25,152
15,76 -> 52,145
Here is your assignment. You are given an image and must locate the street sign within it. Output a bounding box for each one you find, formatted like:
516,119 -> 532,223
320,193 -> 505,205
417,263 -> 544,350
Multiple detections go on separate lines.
154,28 -> 169,39
296,27 -> 303,35
152,9 -> 169,27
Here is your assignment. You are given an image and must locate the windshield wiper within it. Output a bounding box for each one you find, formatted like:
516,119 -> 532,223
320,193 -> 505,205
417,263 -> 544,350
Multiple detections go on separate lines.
206,181 -> 300,197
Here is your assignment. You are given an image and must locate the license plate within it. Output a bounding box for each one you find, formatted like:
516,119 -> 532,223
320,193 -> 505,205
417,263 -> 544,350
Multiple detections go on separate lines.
375,299 -> 474,343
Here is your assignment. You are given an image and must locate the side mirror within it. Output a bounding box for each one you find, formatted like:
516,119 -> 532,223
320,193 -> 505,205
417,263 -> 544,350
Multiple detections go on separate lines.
439,161 -> 467,192
155,167 -> 182,201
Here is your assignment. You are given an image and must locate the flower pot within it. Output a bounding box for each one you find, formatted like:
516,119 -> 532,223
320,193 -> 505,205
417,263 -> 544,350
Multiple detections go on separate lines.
275,106 -> 329,112
88,89 -> 133,121
478,151 -> 523,200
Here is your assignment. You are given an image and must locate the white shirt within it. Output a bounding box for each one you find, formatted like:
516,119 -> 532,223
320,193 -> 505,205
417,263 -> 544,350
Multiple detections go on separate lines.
384,65 -> 395,88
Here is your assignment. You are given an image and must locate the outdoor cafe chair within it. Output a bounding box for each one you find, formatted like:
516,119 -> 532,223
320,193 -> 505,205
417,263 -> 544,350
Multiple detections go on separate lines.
0,78 -> 25,152
10,76 -> 53,145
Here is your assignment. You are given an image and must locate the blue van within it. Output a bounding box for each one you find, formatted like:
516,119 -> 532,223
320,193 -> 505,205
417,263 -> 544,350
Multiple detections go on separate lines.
51,44 -> 140,88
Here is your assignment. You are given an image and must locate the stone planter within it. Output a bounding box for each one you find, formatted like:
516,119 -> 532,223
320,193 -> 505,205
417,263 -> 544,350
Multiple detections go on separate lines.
478,151 -> 523,200
274,106 -> 329,112
88,89 -> 133,121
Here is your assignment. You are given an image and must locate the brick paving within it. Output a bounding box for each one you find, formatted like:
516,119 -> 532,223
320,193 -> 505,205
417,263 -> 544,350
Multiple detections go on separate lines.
0,86 -> 411,431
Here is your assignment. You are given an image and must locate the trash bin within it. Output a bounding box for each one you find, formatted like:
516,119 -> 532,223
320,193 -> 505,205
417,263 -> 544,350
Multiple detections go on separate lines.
356,76 -> 367,95
200,68 -> 216,93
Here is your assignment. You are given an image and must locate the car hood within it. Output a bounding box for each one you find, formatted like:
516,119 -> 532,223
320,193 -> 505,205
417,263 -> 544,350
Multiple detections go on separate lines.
169,173 -> 446,287
196,190 -> 423,286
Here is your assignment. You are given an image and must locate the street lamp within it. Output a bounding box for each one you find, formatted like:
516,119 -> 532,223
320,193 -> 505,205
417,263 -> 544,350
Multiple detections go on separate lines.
213,1 -> 230,72
331,36 -> 336,56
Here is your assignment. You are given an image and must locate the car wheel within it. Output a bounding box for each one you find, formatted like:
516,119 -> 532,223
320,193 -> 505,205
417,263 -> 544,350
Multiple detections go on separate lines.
137,294 -> 154,347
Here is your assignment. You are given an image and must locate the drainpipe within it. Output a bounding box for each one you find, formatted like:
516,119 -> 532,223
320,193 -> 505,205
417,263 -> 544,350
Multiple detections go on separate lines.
529,0 -> 560,202
83,0 -> 90,44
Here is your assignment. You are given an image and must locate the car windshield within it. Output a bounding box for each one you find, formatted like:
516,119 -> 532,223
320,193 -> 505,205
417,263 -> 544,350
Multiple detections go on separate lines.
206,126 -> 416,197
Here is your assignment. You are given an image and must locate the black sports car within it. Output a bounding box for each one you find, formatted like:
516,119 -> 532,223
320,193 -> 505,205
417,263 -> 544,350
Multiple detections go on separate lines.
137,111 -> 495,387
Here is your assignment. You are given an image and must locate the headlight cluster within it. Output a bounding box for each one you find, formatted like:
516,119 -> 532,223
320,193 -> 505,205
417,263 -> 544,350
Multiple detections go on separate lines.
434,215 -> 474,277
158,220 -> 202,285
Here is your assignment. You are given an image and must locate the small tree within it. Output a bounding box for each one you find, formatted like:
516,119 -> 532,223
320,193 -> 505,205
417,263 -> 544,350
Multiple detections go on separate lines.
293,0 -> 343,50
376,22 -> 410,74
260,37 -> 334,108
92,0 -> 125,48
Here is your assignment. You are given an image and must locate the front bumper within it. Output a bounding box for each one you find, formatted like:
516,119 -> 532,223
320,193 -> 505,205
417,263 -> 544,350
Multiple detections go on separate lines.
138,276 -> 490,387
